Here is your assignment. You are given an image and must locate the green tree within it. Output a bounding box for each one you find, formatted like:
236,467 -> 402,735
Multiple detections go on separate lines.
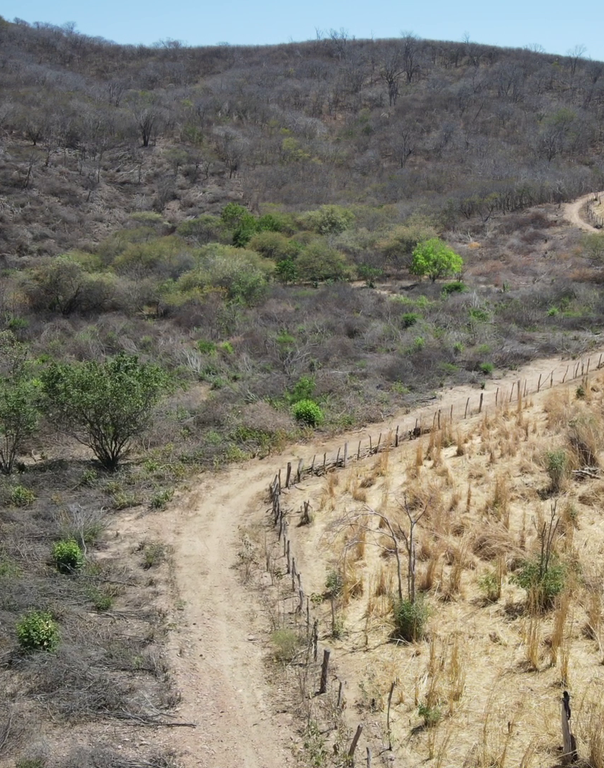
0,334 -> 40,475
42,353 -> 169,471
410,238 -> 463,282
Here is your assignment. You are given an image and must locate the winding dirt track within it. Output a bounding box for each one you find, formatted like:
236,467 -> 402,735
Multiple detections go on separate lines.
140,342 -> 604,767
140,194 -> 604,766
563,191 -> 604,232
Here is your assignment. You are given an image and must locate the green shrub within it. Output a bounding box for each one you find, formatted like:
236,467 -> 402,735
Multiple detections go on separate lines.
418,702 -> 442,727
545,449 -> 569,493
150,488 -> 174,510
10,485 -> 36,507
478,569 -> 501,602
289,375 -> 316,404
197,339 -> 217,355
292,399 -> 324,427
441,281 -> 467,295
393,597 -> 428,642
479,362 -> 494,375
511,556 -> 566,610
402,312 -> 419,328
52,539 -> 84,574
325,569 -> 344,597
271,628 -> 300,664
16,610 -> 59,652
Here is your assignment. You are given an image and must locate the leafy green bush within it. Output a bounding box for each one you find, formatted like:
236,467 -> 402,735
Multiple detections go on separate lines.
545,449 -> 569,493
479,362 -> 494,375
306,205 -> 355,235
410,238 -> 463,282
16,611 -> 59,652
52,539 -> 84,574
441,281 -> 467,295
150,488 -> 174,509
295,241 -> 348,284
478,569 -> 501,602
271,628 -> 300,664
402,312 -> 419,328
511,556 -> 566,610
10,485 -> 36,507
325,569 -> 344,597
292,399 -> 324,427
393,597 -> 428,642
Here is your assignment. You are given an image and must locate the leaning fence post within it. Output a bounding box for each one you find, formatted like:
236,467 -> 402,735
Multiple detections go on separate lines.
464,397 -> 470,419
537,374 -> 542,392
348,724 -> 363,763
561,691 -> 577,765
478,393 -> 484,414
337,680 -> 344,708
319,649 -> 331,694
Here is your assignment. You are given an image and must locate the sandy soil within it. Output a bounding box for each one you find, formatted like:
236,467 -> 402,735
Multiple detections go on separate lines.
563,191 -> 604,232
136,342 -> 604,767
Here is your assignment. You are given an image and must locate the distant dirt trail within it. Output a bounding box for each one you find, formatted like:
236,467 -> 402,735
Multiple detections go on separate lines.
564,191 -> 604,231
147,346 -> 604,767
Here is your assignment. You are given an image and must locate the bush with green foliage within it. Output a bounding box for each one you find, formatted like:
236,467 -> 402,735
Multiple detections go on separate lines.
295,241 -> 348,284
271,628 -> 300,664
16,610 -> 59,652
10,485 -> 36,507
292,399 -> 324,427
52,539 -> 84,574
42,353 -> 169,471
545,449 -> 569,493
306,205 -> 355,235
511,556 -> 566,610
393,597 -> 428,642
410,238 -> 463,282
177,243 -> 272,304
0,335 -> 40,474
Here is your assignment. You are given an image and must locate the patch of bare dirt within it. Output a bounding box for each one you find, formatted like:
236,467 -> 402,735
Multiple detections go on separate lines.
564,191 -> 604,232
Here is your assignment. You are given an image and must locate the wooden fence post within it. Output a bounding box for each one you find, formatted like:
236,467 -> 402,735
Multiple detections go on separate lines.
464,397 -> 470,419
495,388 -> 499,407
395,426 -> 399,447
319,649 -> 331,694
343,442 -> 348,467
297,458 -> 303,482
550,370 -> 554,388
337,680 -> 344,708
348,724 -> 363,762
537,374 -> 542,392
366,747 -> 371,768
357,441 -> 362,460
285,462 -> 292,488
561,691 -> 577,765
286,540 -> 290,574
291,557 -> 296,591
387,680 -> 396,751
479,393 -> 484,414
313,620 -> 318,662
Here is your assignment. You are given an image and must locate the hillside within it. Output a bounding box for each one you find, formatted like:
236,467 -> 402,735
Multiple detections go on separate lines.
2,18 -> 604,768
1,20 -> 603,259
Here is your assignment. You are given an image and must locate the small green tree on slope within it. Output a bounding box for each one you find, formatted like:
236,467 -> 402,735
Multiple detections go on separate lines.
410,238 -> 463,282
42,353 -> 169,471
0,333 -> 40,474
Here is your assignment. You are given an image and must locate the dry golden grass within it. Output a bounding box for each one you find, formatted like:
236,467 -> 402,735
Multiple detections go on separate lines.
284,369 -> 604,767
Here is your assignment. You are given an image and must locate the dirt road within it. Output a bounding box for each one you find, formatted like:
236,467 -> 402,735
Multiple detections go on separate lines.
139,342 -> 604,767
564,191 -> 604,231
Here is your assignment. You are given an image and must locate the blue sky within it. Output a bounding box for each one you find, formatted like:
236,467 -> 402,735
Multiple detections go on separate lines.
4,0 -> 603,62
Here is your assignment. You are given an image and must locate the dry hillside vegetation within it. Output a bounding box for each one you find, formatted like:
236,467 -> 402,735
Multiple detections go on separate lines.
275,373 -> 604,767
